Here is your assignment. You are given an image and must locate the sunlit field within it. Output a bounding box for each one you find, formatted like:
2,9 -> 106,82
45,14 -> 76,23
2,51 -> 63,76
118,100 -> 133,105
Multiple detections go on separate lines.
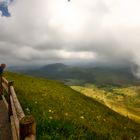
5,72 -> 140,140
71,85 -> 140,123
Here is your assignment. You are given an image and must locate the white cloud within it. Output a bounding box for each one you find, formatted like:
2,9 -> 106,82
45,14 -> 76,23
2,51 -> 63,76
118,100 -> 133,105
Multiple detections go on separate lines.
58,50 -> 97,60
0,0 -> 140,68
14,46 -> 40,60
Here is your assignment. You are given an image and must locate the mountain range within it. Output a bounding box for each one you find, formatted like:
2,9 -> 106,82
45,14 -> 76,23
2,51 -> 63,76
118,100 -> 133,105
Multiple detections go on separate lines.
11,63 -> 140,86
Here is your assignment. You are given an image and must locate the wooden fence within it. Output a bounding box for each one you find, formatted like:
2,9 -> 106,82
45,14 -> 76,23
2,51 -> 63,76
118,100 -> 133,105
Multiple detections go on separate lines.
0,75 -> 36,140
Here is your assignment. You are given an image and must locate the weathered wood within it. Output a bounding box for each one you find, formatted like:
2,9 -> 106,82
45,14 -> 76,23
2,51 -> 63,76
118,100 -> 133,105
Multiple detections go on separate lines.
20,116 -> 36,140
10,86 -> 25,120
10,116 -> 18,140
0,75 -> 3,99
2,76 -> 8,85
10,96 -> 19,139
8,81 -> 13,121
1,76 -> 36,140
2,95 -> 8,109
2,82 -> 8,93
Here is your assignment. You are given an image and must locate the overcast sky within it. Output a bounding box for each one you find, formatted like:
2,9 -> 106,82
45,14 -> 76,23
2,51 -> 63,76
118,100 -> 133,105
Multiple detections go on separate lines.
0,0 -> 140,67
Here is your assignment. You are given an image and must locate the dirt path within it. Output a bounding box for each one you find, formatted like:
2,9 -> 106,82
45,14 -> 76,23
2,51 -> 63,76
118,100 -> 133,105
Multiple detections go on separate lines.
0,99 -> 12,140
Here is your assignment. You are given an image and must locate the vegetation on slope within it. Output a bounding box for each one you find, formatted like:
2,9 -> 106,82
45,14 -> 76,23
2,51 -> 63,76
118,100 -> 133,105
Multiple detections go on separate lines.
23,63 -> 140,86
5,72 -> 140,140
71,84 -> 140,123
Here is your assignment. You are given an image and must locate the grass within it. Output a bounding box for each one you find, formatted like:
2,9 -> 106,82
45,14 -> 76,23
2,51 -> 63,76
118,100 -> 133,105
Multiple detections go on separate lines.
4,71 -> 140,140
71,84 -> 140,123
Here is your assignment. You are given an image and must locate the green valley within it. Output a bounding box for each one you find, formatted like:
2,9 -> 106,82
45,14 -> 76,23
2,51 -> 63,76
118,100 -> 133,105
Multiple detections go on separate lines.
71,85 -> 140,123
22,63 -> 140,86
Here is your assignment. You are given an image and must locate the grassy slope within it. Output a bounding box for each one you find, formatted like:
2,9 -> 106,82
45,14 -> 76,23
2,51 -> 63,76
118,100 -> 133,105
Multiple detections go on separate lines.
71,85 -> 140,123
5,72 -> 140,140
25,66 -> 139,86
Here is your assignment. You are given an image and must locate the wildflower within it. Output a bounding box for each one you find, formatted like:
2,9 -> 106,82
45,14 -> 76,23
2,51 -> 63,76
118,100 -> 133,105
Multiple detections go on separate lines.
97,115 -> 101,120
49,109 -> 52,113
35,101 -> 37,104
124,126 -> 127,130
49,116 -> 53,119
26,108 -> 30,112
26,108 -> 30,113
103,119 -> 106,122
65,113 -> 68,116
80,116 -> 84,119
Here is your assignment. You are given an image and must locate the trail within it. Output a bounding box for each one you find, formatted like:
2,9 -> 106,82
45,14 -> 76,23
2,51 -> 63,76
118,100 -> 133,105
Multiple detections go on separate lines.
0,99 -> 12,140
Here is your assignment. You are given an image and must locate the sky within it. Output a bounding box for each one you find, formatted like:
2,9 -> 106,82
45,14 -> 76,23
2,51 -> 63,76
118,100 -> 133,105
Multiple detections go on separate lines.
0,0 -> 140,69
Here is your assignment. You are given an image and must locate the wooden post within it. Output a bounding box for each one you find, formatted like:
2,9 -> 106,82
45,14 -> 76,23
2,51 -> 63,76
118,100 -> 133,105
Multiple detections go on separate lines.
10,86 -> 25,120
8,81 -> 14,121
20,115 -> 36,140
0,74 -> 3,99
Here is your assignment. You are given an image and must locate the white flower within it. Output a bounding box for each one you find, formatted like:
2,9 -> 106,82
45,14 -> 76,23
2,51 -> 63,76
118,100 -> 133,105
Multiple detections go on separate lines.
80,116 -> 84,119
26,108 -> 30,113
26,108 -> 30,111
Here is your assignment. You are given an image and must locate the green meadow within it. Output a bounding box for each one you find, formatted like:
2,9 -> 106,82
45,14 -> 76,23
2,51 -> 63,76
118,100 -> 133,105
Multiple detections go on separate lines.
71,84 -> 140,123
5,72 -> 140,140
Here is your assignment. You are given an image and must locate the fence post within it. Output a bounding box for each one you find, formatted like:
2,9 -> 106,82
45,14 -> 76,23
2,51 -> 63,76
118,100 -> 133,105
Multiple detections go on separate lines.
20,115 -> 36,140
0,74 -> 3,99
8,81 -> 14,121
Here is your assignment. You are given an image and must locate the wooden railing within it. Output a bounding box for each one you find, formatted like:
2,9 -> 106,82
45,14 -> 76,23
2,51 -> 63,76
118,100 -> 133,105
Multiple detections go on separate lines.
0,75 -> 36,140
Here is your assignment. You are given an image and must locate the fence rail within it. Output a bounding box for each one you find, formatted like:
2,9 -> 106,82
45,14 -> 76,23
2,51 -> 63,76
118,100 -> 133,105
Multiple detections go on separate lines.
0,75 -> 36,140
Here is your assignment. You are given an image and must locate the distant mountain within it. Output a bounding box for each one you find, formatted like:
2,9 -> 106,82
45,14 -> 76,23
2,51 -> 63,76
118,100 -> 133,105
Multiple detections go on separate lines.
22,63 -> 140,86
41,63 -> 67,72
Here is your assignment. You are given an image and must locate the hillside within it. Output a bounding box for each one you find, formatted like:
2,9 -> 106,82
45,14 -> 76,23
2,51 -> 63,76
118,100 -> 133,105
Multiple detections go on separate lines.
71,85 -> 140,123
22,63 -> 140,86
5,72 -> 140,140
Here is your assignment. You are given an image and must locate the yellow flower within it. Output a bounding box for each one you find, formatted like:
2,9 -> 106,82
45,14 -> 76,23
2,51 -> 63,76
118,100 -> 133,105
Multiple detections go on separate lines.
103,119 -> 106,122
49,116 -> 53,119
65,113 -> 68,116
